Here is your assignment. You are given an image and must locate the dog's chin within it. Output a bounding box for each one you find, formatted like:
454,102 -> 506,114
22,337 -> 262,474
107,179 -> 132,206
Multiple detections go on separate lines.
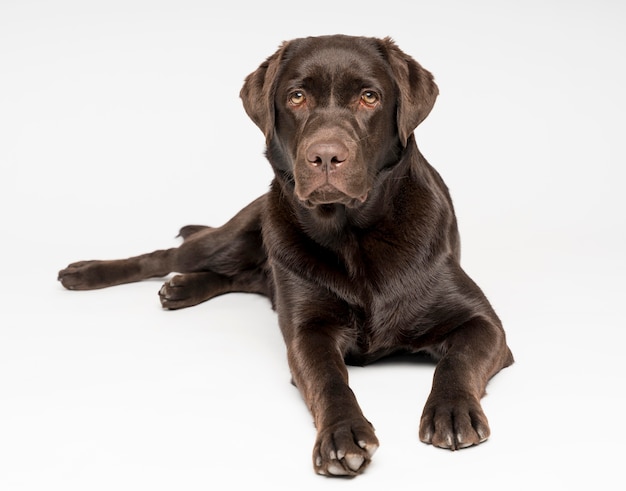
299,188 -> 369,210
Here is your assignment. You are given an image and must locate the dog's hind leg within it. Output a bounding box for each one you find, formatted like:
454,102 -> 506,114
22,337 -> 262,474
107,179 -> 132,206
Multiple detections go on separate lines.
58,195 -> 271,308
56,226 -> 217,291
158,268 -> 270,310
58,249 -> 178,291
177,225 -> 211,240
158,195 -> 271,309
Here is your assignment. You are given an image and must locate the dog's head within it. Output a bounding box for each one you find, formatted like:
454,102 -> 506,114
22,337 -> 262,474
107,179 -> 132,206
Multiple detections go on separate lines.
240,35 -> 438,209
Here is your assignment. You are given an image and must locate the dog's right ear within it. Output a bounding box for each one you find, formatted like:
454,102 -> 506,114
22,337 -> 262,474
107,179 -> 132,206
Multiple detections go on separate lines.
240,42 -> 288,143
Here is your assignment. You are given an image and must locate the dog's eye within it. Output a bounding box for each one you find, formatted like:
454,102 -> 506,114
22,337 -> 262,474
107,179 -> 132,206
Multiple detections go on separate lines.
289,91 -> 306,106
360,91 -> 379,107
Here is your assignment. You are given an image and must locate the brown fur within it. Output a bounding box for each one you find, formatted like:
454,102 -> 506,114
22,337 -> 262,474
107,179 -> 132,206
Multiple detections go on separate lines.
58,35 -> 513,477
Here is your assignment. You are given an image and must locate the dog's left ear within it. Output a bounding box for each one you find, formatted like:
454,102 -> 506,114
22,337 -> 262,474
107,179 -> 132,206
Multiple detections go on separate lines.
240,41 -> 289,142
378,37 -> 439,146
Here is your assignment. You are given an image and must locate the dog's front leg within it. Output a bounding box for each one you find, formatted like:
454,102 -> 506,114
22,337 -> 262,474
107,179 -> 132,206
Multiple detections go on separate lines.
284,324 -> 379,477
419,316 -> 513,450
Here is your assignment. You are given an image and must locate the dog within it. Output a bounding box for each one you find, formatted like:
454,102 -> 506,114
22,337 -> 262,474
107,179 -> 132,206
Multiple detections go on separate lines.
58,34 -> 514,477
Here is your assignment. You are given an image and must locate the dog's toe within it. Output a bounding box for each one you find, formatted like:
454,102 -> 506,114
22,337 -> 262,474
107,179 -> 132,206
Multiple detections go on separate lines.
313,419 -> 378,477
419,395 -> 490,450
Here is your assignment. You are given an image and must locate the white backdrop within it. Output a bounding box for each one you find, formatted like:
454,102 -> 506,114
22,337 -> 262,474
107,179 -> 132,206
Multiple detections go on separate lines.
1,1 -> 624,489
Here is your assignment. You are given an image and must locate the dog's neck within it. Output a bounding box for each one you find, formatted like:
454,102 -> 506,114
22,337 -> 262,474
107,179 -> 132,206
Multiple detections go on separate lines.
272,139 -> 422,248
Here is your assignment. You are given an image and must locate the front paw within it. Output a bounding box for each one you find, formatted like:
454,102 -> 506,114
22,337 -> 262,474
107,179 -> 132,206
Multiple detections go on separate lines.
313,419 -> 378,477
419,394 -> 490,450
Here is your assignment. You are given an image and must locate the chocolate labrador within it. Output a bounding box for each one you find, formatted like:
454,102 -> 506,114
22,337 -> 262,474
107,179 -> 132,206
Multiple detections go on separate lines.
58,35 -> 513,477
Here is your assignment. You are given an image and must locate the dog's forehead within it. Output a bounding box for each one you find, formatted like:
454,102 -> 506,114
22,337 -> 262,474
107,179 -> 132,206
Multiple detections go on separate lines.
281,39 -> 392,89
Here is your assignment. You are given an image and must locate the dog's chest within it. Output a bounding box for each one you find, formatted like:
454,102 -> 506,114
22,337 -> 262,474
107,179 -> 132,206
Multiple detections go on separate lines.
341,248 -> 433,355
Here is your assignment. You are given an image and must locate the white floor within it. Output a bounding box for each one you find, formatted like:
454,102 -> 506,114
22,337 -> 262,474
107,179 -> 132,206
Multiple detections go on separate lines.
2,1 -> 625,489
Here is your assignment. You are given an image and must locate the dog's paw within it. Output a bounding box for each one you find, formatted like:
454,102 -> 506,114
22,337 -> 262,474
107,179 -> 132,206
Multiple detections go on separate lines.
159,275 -> 192,309
58,261 -> 111,290
159,273 -> 213,310
313,419 -> 378,477
419,394 -> 490,450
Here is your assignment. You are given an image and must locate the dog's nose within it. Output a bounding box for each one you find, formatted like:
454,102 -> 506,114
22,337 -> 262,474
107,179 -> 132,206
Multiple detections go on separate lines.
306,141 -> 349,170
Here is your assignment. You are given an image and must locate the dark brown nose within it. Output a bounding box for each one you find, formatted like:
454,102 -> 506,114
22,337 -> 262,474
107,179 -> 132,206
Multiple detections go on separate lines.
305,141 -> 349,170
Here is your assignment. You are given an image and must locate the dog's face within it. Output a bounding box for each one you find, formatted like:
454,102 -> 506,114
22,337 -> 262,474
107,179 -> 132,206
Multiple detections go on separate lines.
273,38 -> 400,208
241,35 -> 439,209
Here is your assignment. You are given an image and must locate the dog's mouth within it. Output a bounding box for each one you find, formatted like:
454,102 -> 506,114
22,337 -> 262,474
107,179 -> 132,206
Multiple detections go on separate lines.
299,185 -> 368,209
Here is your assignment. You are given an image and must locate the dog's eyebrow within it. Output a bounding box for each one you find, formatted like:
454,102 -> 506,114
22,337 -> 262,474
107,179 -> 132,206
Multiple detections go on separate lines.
284,74 -> 384,95
282,75 -> 332,96
336,75 -> 385,96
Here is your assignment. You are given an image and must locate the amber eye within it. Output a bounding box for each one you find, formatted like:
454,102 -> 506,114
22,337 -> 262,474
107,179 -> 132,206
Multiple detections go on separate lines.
289,90 -> 306,106
361,90 -> 379,106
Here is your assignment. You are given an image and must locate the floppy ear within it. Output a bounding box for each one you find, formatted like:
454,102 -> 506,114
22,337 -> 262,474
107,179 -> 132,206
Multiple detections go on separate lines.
239,42 -> 289,142
379,37 -> 439,146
